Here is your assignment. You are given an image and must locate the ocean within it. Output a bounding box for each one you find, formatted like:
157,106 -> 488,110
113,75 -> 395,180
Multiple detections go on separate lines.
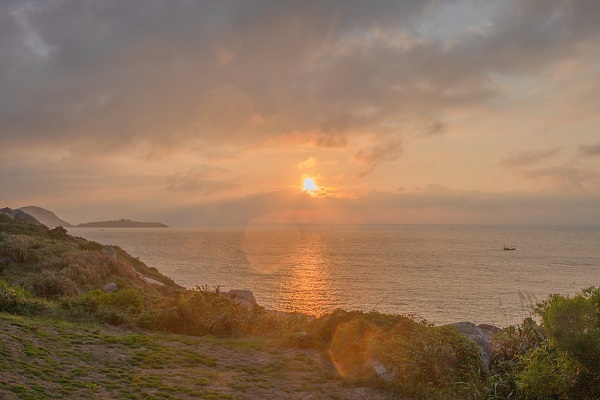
67,224 -> 600,326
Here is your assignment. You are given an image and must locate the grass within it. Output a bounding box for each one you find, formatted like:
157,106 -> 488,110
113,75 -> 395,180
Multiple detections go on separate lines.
0,312 -> 385,399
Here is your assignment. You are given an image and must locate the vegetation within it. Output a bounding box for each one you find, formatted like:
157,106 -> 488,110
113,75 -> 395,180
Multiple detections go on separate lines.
2,212 -> 600,398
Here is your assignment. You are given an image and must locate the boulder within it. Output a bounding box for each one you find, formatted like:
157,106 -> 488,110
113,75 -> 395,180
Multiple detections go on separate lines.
101,246 -> 118,260
227,289 -> 257,305
478,323 -> 502,334
102,283 -> 118,293
450,322 -> 493,367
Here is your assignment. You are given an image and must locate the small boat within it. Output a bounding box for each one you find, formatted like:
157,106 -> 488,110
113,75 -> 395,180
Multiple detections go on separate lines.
503,244 -> 516,251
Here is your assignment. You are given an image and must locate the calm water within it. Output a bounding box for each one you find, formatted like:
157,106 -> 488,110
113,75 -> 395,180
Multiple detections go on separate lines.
67,224 -> 600,326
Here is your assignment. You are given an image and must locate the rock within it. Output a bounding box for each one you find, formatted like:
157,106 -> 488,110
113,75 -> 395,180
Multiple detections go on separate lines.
143,276 -> 165,286
232,297 -> 254,310
227,289 -> 257,305
369,359 -> 397,382
103,283 -> 118,293
101,246 -> 118,260
450,322 -> 493,367
478,323 -> 502,334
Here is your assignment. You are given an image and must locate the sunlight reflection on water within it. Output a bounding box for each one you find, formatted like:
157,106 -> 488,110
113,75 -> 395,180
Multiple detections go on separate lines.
68,224 -> 600,326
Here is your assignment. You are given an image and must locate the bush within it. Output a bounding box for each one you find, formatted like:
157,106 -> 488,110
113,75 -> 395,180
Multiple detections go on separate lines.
491,317 -> 546,362
540,289 -> 600,397
139,286 -> 261,337
313,310 -> 481,392
99,288 -> 144,313
0,280 -> 48,316
0,234 -> 35,262
29,269 -> 80,299
517,344 -> 580,399
59,290 -> 129,326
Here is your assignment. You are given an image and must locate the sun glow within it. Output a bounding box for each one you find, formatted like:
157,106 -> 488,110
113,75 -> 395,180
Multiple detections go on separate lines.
302,177 -> 319,196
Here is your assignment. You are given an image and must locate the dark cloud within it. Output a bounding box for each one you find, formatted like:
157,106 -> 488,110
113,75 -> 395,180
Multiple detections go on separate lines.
578,142 -> 600,158
425,119 -> 448,136
2,0 -> 599,156
500,147 -> 562,168
353,138 -> 403,177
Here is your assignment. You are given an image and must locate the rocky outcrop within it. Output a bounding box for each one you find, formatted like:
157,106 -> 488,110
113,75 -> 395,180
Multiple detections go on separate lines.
143,276 -> 165,286
0,208 -> 41,225
450,322 -> 497,367
226,289 -> 257,310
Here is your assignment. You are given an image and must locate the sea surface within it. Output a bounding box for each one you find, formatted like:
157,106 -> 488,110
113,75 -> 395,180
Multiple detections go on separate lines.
67,224 -> 600,326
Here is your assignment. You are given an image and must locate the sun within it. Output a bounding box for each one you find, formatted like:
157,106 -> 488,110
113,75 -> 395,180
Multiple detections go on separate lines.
302,177 -> 319,196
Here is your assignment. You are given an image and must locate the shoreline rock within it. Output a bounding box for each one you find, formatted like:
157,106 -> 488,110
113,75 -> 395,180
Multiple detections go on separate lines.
449,322 -> 499,367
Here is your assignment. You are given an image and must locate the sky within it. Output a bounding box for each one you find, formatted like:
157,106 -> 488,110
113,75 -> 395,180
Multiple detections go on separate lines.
1,0 -> 600,226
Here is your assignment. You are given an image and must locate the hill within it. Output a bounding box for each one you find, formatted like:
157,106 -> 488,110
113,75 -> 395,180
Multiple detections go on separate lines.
18,206 -> 73,227
77,219 -> 168,228
0,207 -> 41,225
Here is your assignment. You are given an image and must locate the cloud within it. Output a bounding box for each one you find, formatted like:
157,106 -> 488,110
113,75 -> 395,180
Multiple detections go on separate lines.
578,142 -> 600,158
518,165 -> 600,192
500,147 -> 562,168
425,119 -> 448,136
297,156 -> 317,170
353,138 -> 403,177
267,131 -> 348,149
166,166 -> 240,196
0,0 -> 599,224
1,0 -> 599,159
159,185 -> 600,226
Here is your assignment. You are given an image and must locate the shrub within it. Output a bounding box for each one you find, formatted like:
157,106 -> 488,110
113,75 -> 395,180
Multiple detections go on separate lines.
313,310 -> 481,392
29,269 -> 80,299
517,344 -> 580,399
0,280 -> 48,316
0,234 -> 36,262
491,317 -> 546,362
139,286 -> 259,337
59,290 -> 129,326
540,289 -> 600,397
49,226 -> 68,239
99,288 -> 144,313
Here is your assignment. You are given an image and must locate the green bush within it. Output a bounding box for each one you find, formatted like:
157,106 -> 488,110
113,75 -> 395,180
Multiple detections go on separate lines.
540,289 -> 600,397
0,280 -> 48,316
99,288 -> 144,313
59,290 -> 128,326
313,310 -> 481,393
517,344 -> 580,399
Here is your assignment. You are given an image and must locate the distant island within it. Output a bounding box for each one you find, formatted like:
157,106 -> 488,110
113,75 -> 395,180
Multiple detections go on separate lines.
76,219 -> 168,228
13,206 -> 168,228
